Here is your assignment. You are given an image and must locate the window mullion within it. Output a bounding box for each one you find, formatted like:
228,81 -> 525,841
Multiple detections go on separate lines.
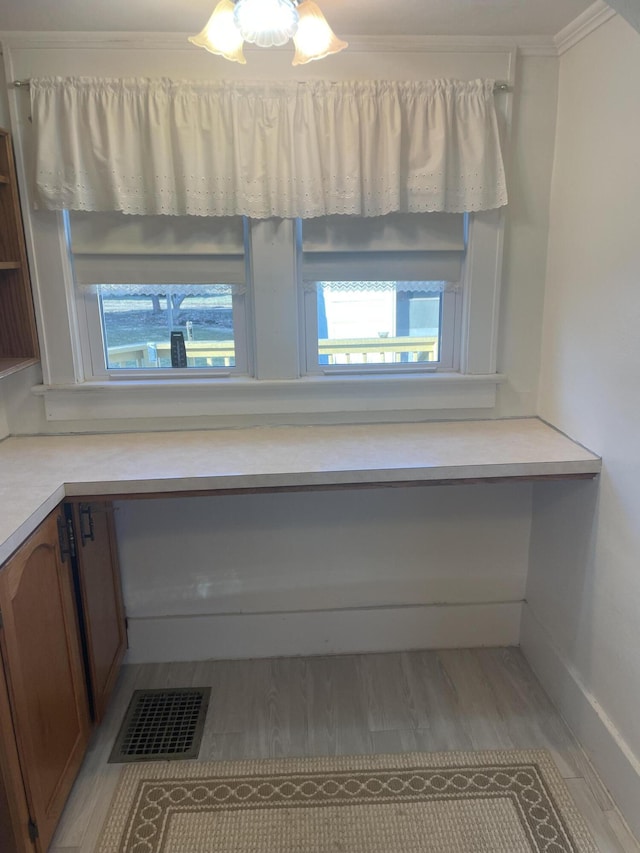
248,219 -> 300,380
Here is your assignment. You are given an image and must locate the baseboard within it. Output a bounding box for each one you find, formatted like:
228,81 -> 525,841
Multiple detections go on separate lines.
521,604 -> 640,841
126,601 -> 522,664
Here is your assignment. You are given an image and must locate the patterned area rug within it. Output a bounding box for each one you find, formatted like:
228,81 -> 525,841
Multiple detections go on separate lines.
97,750 -> 597,852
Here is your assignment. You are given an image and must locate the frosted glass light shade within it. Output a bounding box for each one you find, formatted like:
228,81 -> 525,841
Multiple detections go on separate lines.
189,0 -> 246,64
292,0 -> 348,65
234,0 -> 299,47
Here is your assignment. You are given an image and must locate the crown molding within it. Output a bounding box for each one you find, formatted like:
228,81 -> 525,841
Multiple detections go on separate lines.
514,38 -> 559,57
334,35 -> 554,56
0,30 -> 557,56
0,31 -> 196,50
554,0 -> 616,55
0,5 -> 618,60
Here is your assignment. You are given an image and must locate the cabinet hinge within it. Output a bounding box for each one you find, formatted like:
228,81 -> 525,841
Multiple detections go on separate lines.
58,513 -> 77,562
28,818 -> 39,842
66,515 -> 77,560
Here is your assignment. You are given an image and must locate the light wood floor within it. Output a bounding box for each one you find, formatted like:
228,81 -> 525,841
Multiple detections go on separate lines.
50,648 -> 639,853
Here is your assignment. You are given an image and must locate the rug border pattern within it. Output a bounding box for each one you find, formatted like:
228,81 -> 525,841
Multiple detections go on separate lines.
97,750 -> 597,853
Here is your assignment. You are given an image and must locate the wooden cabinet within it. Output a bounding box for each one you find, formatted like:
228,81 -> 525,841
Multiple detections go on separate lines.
0,500 -> 125,851
0,127 -> 39,378
0,652 -> 33,853
0,508 -> 91,852
66,501 -> 127,724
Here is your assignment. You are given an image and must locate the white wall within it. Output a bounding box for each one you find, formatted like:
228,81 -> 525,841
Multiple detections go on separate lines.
117,483 -> 530,661
497,53 -> 558,416
1,57 -> 11,438
0,391 -> 8,439
0,363 -> 44,436
0,58 -> 9,127
0,39 -> 558,433
523,13 -> 640,839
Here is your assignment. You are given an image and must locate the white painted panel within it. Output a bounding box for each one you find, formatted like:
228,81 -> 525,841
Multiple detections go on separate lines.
532,13 -> 640,840
6,43 -> 511,84
496,54 -> 559,414
0,362 -> 45,435
115,483 -> 531,619
0,389 -> 9,439
125,602 -> 522,663
521,605 -> 640,842
0,56 -> 10,128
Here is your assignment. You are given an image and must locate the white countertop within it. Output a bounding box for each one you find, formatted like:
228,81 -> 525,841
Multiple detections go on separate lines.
0,418 -> 600,565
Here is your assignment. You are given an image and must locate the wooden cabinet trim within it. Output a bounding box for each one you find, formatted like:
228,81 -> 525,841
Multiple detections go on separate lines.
70,502 -> 127,724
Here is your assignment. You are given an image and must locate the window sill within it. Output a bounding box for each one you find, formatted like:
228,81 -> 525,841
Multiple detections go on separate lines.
32,373 -> 506,423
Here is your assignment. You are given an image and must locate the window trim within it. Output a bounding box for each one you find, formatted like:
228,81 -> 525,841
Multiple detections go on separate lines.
33,372 -> 506,422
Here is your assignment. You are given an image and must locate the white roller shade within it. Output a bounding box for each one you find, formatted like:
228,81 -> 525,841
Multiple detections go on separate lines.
302,213 -> 466,282
68,212 -> 246,285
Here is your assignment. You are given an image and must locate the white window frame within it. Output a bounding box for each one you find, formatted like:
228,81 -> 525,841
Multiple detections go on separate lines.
32,210 -> 505,420
301,283 -> 462,375
77,285 -> 251,381
70,210 -> 501,385
67,208 -> 253,381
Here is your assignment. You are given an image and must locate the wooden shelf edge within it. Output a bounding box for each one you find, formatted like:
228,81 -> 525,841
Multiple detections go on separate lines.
0,262 -> 22,271
0,176 -> 9,184
0,358 -> 39,380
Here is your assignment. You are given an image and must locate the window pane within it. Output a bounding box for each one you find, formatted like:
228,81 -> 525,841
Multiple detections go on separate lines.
316,281 -> 442,366
98,284 -> 236,369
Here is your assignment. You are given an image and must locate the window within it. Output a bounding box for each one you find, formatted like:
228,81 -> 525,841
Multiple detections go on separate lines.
305,281 -> 458,371
59,207 -> 503,421
299,213 -> 465,374
68,211 -> 471,380
67,212 -> 250,378
97,284 -> 238,370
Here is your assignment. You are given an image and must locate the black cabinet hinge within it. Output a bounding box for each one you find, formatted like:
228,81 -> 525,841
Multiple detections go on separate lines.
66,515 -> 77,560
57,513 -> 77,562
28,818 -> 39,842
79,503 -> 95,547
57,514 -> 70,562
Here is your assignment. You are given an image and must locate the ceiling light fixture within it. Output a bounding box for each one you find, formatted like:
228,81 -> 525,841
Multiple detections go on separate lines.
189,0 -> 348,65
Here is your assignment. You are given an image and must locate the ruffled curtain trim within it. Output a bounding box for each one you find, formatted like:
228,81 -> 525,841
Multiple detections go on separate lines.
31,77 -> 507,218
308,281 -> 455,294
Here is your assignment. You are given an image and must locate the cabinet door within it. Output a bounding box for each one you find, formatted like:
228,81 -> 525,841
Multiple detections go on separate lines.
70,502 -> 126,723
0,509 -> 91,852
0,654 -> 32,853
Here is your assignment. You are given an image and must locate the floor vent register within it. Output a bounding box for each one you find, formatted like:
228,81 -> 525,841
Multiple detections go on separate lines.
109,687 -> 211,764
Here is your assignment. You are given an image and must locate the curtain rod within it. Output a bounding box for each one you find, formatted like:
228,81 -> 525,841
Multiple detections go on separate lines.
13,79 -> 511,92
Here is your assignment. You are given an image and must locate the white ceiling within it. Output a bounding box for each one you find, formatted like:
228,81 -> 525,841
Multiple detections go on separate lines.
0,0 -> 596,37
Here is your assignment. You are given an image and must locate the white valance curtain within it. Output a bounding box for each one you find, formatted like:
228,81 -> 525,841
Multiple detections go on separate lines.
31,77 -> 507,218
